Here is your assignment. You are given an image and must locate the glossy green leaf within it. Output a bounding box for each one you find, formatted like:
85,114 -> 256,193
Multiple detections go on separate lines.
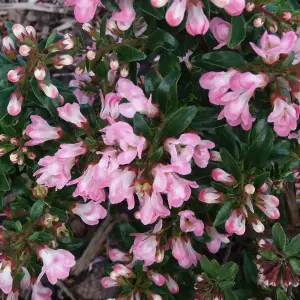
220,148 -> 241,181
133,113 -> 152,140
116,45 -> 146,63
284,234 -> 300,257
146,29 -> 178,51
28,231 -> 54,242
135,0 -> 164,19
158,52 -> 180,77
0,172 -> 10,191
229,15 -> 246,48
101,0 -> 120,11
243,251 -> 257,285
290,258 -> 300,275
45,31 -> 57,48
276,288 -> 289,300
217,262 -> 238,282
253,172 -> 269,189
3,220 -> 22,232
214,199 -> 236,227
200,256 -> 216,277
144,70 -> 161,95
30,199 -> 45,220
201,51 -> 245,68
151,147 -> 164,162
272,223 -> 287,251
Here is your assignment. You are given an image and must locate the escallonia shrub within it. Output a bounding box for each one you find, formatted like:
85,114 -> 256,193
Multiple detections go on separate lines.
0,0 -> 300,299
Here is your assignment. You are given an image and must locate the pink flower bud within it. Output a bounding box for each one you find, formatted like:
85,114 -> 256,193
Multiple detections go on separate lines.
0,134 -> 8,142
17,157 -> 24,165
246,2 -> 255,11
198,187 -> 223,204
148,271 -> 166,286
2,37 -> 15,52
0,148 -> 6,157
110,58 -> 119,71
166,275 -> 179,294
10,151 -> 18,164
186,2 -> 209,36
244,184 -> 255,195
34,67 -> 46,81
112,264 -> 133,278
20,267 -> 31,290
25,26 -> 36,39
82,23 -> 94,33
282,12 -> 292,20
19,45 -> 31,56
7,66 -> 24,83
27,151 -> 36,160
120,67 -> 129,78
101,277 -> 118,288
109,249 -> 132,263
155,247 -> 165,263
87,51 -> 96,60
212,168 -> 235,186
10,138 -> 19,145
151,0 -> 169,7
209,0 -> 230,8
55,54 -> 74,68
210,151 -> 222,162
7,93 -> 23,116
269,23 -> 278,33
166,0 -> 187,27
150,293 -> 163,300
58,38 -> 74,50
12,24 -> 27,42
254,17 -> 264,28
39,83 -> 59,99
251,217 -> 265,233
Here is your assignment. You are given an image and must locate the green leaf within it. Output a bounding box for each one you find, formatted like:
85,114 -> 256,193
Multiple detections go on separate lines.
272,223 -> 287,251
30,199 -> 45,220
112,221 -> 136,250
0,172 -> 10,191
243,251 -> 257,285
284,234 -> 300,257
144,70 -> 161,95
224,289 -> 238,300
100,14 -> 108,38
0,53 -> 14,65
214,199 -> 236,227
3,220 -> 22,232
158,52 -> 180,77
151,147 -> 164,162
219,281 -> 235,289
282,51 -> 295,69
276,288 -> 289,300
217,262 -> 238,282
0,191 -> 4,210
0,87 -> 15,120
60,238 -> 83,250
200,256 -> 216,277
211,182 -> 233,194
133,113 -> 152,140
135,0 -> 164,19
253,172 -> 269,189
146,29 -> 178,51
287,0 -> 299,9
162,106 -> 197,137
94,61 -> 109,78
201,51 -> 245,68
116,45 -> 146,63
220,148 -> 241,181
28,231 -> 54,242
259,249 -> 279,260
50,207 -> 68,221
229,15 -> 246,48
101,0 -> 120,11
45,31 -> 57,48
289,258 -> 300,275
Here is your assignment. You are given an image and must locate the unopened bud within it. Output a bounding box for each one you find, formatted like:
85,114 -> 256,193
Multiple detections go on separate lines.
151,0 -> 169,8
210,151 -> 222,162
87,51 -> 96,60
155,247 -> 164,263
32,184 -> 48,198
120,67 -> 129,78
196,274 -> 204,282
82,23 -> 94,33
17,157 -> 24,165
41,213 -> 57,228
27,151 -> 36,160
134,211 -> 141,219
10,138 -> 19,146
0,148 -> 6,157
19,45 -> 31,56
282,12 -> 292,20
25,26 -> 37,40
22,147 -> 28,153
0,134 -> 8,142
269,23 -> 278,33
244,184 -> 255,195
58,38 -> 74,50
110,58 -> 119,71
246,2 -> 255,12
34,67 -> 46,81
75,66 -> 87,75
254,17 -> 264,28
9,151 -> 18,164
54,54 -> 74,69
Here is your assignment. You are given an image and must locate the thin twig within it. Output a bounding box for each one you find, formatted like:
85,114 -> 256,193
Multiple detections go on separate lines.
285,182 -> 300,227
0,3 -> 67,13
56,280 -> 77,300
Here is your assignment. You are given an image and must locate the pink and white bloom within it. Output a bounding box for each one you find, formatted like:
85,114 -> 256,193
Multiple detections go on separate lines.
151,0 -> 169,7
34,67 -> 46,81
31,282 -> 52,300
68,164 -> 106,202
210,0 -> 245,16
210,17 -> 232,49
0,263 -> 13,294
251,217 -> 265,233
186,2 -> 209,36
178,210 -> 204,236
39,83 -> 59,99
25,115 -> 61,146
55,142 -> 86,159
65,0 -> 101,23
256,193 -> 280,220
6,292 -> 18,300
165,275 -> 179,294
193,140 -> 215,168
57,103 -> 87,127
166,0 -> 187,27
73,89 -> 95,105
139,192 -> 170,225
111,0 -> 136,31
267,98 -> 300,137
116,78 -> 158,118
100,90 -> 121,120
147,271 -> 166,286
225,209 -> 246,235
38,247 -> 76,284
2,37 -> 15,53
289,130 -> 300,143
212,168 -> 235,185
109,249 -> 132,263
210,151 -> 222,162
7,66 -> 24,83
72,201 -> 107,225
19,45 -> 31,56
110,264 -> 133,280
100,277 -> 119,288
171,237 -> 200,269
108,168 -> 136,209
198,187 -> 224,204
7,93 -> 23,116
205,226 -> 230,253
250,31 -> 297,64
20,267 -> 31,290
11,24 -> 27,42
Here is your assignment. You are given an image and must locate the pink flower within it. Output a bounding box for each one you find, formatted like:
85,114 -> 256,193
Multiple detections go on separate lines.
25,115 -> 61,146
193,140 -> 215,168
267,98 -> 300,137
6,292 -> 18,300
101,277 -> 119,288
111,0 -> 136,31
153,164 -> 198,208
72,201 -> 107,225
0,263 -> 13,294
73,89 -> 95,105
11,24 -> 27,42
171,237 -> 200,269
57,103 -> 87,127
20,267 -> 31,290
210,151 -> 222,162
34,67 -> 46,81
65,0 -> 101,23
7,93 -> 23,116
256,193 -> 280,220
110,264 -> 133,279
212,168 -> 235,186
178,210 -> 204,236
108,168 -> 136,209
151,0 -> 169,7
251,216 -> 265,233
198,187 -> 224,204
39,83 -> 59,99
186,2 -> 209,36
109,249 -> 132,263
32,282 -> 52,300
147,271 -> 166,286
139,192 -> 170,225
250,31 -> 297,64
225,209 -> 246,235
130,221 -> 162,266
116,78 -> 158,118
292,38 -> 300,65
205,226 -> 230,253
165,275 -> 179,293
68,164 -> 106,202
288,130 -> 300,143
164,133 -> 200,175
7,66 -> 24,83
101,121 -> 147,164
55,142 -> 86,159
210,0 -> 245,16
38,247 -> 76,284
166,0 -> 187,27
2,37 -> 15,53
100,90 -> 121,120
210,17 -> 232,49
